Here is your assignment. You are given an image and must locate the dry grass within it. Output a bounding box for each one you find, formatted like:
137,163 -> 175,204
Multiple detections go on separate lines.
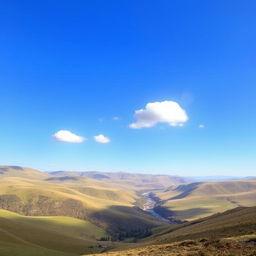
86,239 -> 256,256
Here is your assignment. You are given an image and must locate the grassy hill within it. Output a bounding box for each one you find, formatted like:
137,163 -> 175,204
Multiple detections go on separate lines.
0,174 -> 162,240
1,165 -> 256,255
87,206 -> 256,255
146,206 -> 256,244
0,209 -> 110,256
154,179 -> 256,221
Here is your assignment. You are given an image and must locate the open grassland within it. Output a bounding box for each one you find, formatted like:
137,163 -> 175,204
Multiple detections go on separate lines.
155,179 -> 256,221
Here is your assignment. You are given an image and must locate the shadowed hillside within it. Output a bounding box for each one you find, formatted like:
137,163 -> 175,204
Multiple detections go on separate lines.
87,206 -> 256,255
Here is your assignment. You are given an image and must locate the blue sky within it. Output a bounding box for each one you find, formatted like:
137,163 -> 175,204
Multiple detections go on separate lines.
0,1 -> 256,176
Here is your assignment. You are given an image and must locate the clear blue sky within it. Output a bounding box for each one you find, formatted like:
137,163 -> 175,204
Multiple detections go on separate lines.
1,1 -> 256,176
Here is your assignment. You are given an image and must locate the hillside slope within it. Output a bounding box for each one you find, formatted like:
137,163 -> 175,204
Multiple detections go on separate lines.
0,175 -> 162,240
155,179 -> 256,221
87,206 -> 256,256
0,209 -> 109,256
146,206 -> 256,244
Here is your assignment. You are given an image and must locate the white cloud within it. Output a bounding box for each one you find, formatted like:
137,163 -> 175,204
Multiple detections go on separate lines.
94,134 -> 110,143
199,124 -> 205,128
53,130 -> 86,143
113,116 -> 120,121
129,101 -> 188,129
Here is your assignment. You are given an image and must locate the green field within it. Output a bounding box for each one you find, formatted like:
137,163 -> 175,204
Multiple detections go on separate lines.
0,211 -> 108,256
0,209 -> 107,240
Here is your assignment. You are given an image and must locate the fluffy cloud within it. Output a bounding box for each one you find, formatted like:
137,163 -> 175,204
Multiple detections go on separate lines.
129,101 -> 188,129
94,134 -> 110,143
53,130 -> 86,143
199,124 -> 205,128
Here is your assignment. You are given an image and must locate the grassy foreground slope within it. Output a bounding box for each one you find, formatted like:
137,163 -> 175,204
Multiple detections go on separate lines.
0,210 -> 109,256
155,179 -> 256,221
87,239 -> 256,256
87,206 -> 256,256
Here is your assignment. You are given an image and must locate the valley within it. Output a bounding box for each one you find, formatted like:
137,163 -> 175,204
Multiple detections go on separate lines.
142,192 -> 171,223
0,165 -> 255,255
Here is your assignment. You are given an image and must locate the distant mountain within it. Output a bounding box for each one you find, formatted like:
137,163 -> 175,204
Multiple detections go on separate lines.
0,165 -> 49,179
189,176 -> 256,181
49,170 -> 192,189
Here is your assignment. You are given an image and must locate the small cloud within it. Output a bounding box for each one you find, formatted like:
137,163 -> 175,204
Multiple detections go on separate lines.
94,134 -> 110,143
199,124 -> 205,128
113,116 -> 120,121
53,130 -> 86,143
129,101 -> 188,129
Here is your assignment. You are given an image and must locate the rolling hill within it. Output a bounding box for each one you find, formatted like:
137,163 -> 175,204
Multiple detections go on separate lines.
146,206 -> 256,244
0,167 -> 164,240
154,179 -> 256,221
87,206 -> 256,255
49,170 -> 192,189
1,165 -> 256,255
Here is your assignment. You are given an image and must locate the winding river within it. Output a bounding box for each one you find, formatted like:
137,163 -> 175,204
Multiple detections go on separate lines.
142,192 -> 171,223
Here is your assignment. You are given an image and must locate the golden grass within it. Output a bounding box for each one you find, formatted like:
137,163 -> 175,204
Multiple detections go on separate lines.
156,180 -> 256,221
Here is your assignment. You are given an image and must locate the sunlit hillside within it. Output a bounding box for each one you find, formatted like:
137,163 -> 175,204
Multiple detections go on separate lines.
154,180 -> 256,221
